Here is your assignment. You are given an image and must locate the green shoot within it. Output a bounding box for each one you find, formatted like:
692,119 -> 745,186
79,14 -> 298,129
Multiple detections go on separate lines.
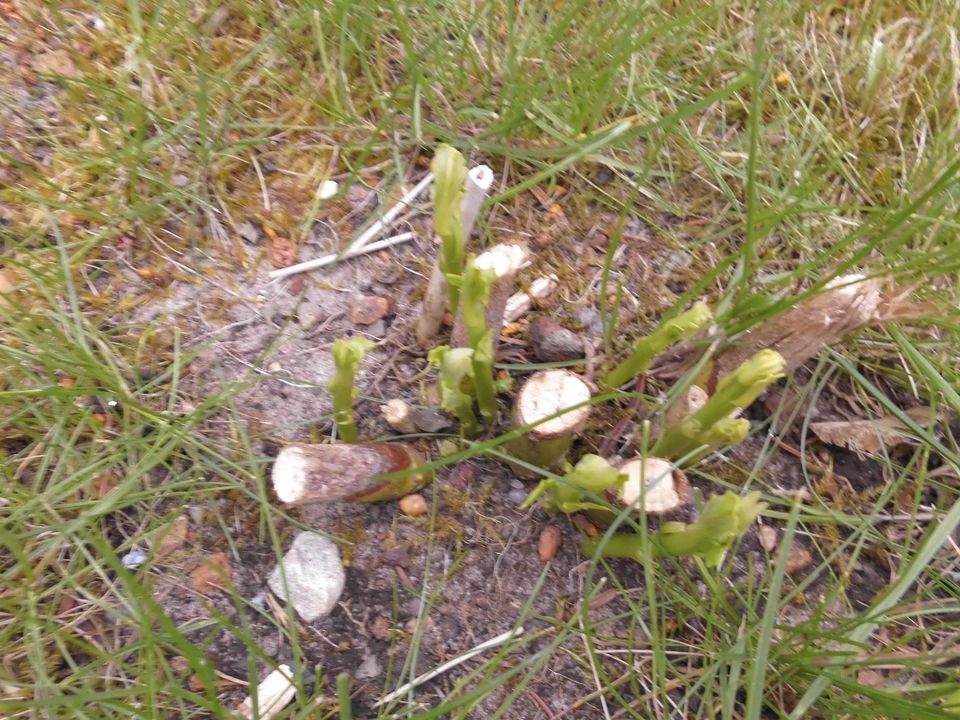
651,349 -> 785,461
428,345 -> 480,436
327,336 -> 375,443
603,301 -> 713,389
461,254 -> 500,422
581,491 -> 767,567
432,144 -> 468,314
521,454 -> 625,515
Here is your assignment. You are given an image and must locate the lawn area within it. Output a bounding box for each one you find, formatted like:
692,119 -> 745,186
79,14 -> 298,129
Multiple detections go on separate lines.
2,1 -> 960,718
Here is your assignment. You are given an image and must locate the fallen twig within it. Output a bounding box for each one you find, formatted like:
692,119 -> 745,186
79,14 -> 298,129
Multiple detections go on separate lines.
374,626 -> 526,708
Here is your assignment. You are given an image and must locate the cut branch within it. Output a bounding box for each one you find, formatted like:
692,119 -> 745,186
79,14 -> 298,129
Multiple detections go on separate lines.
508,369 -> 592,476
273,443 -> 432,505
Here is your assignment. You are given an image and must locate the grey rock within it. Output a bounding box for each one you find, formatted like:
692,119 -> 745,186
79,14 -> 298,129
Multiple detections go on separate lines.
355,654 -> 382,680
268,532 -> 345,622
528,316 -> 585,362
410,406 -> 452,433
571,306 -> 603,336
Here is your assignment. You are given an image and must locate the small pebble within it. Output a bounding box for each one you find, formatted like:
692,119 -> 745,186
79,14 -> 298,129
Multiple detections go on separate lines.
122,549 -> 148,569
572,306 -> 603,336
411,407 -> 451,433
786,545 -> 813,574
268,532 -> 345,622
350,295 -> 392,325
399,494 -> 429,517
758,525 -> 778,552
529,316 -> 585,362
507,489 -> 529,506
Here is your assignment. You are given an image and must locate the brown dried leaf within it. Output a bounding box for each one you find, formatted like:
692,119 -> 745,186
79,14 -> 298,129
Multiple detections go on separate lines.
0,268 -> 15,310
810,418 -> 913,456
264,226 -> 297,268
190,552 -> 232,594
856,669 -> 885,687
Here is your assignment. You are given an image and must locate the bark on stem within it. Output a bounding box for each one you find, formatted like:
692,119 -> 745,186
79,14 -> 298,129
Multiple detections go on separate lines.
507,369 -> 592,477
272,443 -> 433,505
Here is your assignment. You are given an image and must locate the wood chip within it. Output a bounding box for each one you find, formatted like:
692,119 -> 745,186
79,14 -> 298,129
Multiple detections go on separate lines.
538,525 -> 562,561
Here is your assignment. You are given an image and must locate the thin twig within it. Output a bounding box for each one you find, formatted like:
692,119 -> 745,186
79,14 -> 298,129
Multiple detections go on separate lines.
374,626 -> 526,707
268,232 -> 418,280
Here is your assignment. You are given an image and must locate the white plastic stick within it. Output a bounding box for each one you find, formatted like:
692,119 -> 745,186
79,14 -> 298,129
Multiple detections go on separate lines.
374,626 -> 525,707
268,232 -> 416,280
459,165 -> 494,240
347,172 -> 435,254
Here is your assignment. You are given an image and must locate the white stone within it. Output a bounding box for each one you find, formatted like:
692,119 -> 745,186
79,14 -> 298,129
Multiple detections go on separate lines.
268,532 -> 345,622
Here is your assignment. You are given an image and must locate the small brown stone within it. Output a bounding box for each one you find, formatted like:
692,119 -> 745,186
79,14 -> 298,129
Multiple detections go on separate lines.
399,494 -> 429,517
190,552 -> 232,593
528,316 -> 585,362
785,545 -> 813,574
856,669 -> 884,687
538,525 -> 562,561
350,295 -> 392,325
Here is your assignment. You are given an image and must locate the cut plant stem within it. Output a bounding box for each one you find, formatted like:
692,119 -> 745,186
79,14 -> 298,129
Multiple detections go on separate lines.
451,242 -> 530,350
584,456 -> 690,528
581,491 -> 767,567
603,300 -> 712,389
617,457 -> 690,514
504,274 -> 559,323
272,443 -> 433,504
416,147 -> 474,346
663,385 -> 708,430
713,274 -> 883,376
651,349 -> 785,462
460,254 -> 500,421
508,369 -> 592,477
427,345 -> 480,436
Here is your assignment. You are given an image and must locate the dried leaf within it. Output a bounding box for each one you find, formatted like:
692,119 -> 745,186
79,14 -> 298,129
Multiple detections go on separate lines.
0,268 -> 15,309
810,417 -> 913,456
190,552 -> 232,593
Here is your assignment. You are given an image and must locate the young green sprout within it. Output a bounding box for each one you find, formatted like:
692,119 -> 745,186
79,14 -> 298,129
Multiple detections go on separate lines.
428,345 -> 480,436
603,301 -> 713,389
327,336 -> 375,443
651,349 -> 785,462
460,254 -> 499,421
520,454 -> 624,515
581,491 -> 766,567
432,144 -> 469,313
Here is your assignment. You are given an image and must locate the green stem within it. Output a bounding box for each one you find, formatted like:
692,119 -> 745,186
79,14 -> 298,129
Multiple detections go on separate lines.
651,349 -> 784,460
462,255 -> 500,422
603,301 -> 712,389
327,337 -> 375,444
